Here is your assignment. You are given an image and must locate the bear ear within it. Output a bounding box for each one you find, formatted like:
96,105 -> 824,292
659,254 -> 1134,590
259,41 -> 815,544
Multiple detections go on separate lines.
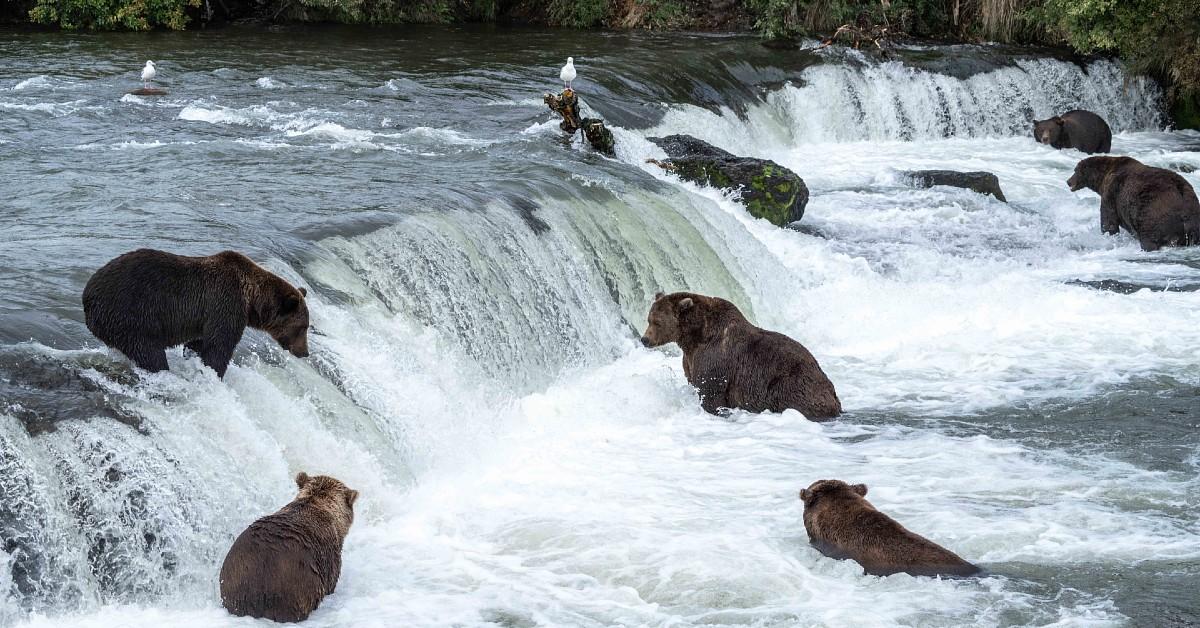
799,488 -> 813,502
654,291 -> 665,300
852,483 -> 868,496
678,297 -> 694,311
280,294 -> 301,315
298,287 -> 307,298
345,489 -> 359,509
295,472 -> 310,489
1054,117 -> 1065,125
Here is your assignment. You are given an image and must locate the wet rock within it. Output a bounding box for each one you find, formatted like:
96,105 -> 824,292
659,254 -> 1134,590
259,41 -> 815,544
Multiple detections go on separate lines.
0,350 -> 141,436
647,134 -> 809,227
127,88 -> 167,97
904,169 -> 1007,202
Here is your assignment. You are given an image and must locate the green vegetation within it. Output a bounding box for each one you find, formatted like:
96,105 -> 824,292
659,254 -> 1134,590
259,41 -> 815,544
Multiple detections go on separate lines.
29,0 -> 198,30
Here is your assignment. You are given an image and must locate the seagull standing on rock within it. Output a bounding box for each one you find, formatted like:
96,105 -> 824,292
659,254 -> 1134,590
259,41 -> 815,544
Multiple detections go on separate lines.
141,60 -> 156,88
560,57 -> 576,90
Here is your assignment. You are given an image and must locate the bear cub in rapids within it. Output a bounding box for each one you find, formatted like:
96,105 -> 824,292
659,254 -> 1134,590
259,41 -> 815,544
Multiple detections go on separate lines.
82,249 -> 310,377
799,479 -> 979,578
1032,109 -> 1111,154
1068,156 -> 1200,251
220,473 -> 358,623
641,292 -> 841,420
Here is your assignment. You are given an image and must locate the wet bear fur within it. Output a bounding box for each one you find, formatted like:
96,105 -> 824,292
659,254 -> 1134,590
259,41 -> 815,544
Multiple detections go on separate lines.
82,249 -> 310,377
799,479 -> 980,578
1033,109 -> 1112,154
219,473 -> 358,623
640,291 -> 841,420
1068,156 -> 1200,251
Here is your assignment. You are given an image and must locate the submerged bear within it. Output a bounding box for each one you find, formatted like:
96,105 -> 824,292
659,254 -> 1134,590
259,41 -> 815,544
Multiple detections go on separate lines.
82,249 -> 311,377
220,473 -> 359,623
641,291 -> 841,420
1032,109 -> 1111,154
1068,156 -> 1200,251
799,479 -> 980,578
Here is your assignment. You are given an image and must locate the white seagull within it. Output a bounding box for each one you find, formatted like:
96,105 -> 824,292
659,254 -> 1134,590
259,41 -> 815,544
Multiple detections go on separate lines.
560,57 -> 576,90
141,60 -> 156,88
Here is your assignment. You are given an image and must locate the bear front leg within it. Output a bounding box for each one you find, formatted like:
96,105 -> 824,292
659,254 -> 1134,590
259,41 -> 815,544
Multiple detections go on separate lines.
696,378 -> 731,416
184,339 -> 204,356
126,344 -> 169,373
199,321 -> 246,379
1099,198 -> 1120,235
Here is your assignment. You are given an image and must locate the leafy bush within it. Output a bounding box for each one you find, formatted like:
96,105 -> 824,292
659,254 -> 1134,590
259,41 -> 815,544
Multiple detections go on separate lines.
30,0 -> 199,29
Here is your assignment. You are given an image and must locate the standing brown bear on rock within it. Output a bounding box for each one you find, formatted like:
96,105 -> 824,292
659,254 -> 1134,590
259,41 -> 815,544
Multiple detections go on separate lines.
799,479 -> 979,578
82,249 -> 310,377
1068,156 -> 1200,251
641,292 -> 841,420
220,472 -> 359,623
1033,109 -> 1112,154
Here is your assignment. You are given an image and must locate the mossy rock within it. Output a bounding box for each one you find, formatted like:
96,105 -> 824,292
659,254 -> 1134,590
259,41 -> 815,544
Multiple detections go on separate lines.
647,134 -> 808,227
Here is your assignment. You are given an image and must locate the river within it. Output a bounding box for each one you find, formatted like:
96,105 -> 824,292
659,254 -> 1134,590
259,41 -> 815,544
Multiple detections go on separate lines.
0,25 -> 1197,628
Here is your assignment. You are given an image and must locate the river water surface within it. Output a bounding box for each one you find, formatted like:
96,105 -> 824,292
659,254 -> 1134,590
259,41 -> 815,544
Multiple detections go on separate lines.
0,25 -> 1197,628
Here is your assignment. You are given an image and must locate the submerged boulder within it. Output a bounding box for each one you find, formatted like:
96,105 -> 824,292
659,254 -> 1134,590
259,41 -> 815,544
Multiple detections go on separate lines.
904,170 -> 1007,202
647,134 -> 809,227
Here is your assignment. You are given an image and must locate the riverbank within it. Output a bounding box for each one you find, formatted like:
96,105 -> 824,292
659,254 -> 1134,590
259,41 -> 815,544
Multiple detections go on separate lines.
4,0 -> 1198,129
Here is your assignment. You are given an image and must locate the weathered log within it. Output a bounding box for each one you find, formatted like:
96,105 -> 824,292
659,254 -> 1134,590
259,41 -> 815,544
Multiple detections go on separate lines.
128,87 -> 168,97
544,88 -> 583,134
544,88 -> 614,155
581,118 -> 614,156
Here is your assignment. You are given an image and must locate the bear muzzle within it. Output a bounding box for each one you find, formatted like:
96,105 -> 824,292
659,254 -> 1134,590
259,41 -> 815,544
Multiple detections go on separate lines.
640,335 -> 653,348
1067,174 -> 1082,191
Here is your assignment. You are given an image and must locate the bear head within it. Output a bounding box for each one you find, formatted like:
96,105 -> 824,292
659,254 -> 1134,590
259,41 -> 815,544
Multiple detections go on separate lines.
1067,156 -> 1135,193
294,472 -> 359,534
640,292 -> 698,348
260,285 -> 310,358
1033,117 -> 1064,146
799,479 -> 868,507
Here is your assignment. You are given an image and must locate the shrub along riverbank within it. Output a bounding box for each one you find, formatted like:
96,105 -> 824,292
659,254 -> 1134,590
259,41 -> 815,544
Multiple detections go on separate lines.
3,0 -> 1198,128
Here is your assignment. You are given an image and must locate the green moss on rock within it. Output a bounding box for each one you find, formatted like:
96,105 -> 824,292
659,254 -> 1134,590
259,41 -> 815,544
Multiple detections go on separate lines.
647,134 -> 809,227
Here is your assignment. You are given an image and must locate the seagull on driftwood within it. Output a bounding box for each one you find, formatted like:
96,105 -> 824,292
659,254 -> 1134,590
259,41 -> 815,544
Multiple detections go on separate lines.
560,57 -> 576,90
141,61 -> 156,88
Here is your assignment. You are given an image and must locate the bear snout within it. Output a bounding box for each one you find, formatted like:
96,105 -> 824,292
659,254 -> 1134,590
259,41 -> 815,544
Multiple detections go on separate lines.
1067,174 -> 1082,191
640,335 -> 653,348
289,340 -> 310,358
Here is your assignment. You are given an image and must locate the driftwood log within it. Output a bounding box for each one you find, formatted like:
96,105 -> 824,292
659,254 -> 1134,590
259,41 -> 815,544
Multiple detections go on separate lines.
128,88 -> 168,96
543,88 -> 615,156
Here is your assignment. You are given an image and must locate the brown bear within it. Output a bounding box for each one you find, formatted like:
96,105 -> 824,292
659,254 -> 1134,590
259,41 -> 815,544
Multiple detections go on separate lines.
640,292 -> 841,420
220,472 -> 358,623
1068,156 -> 1200,251
799,479 -> 979,578
82,249 -> 310,377
1033,109 -> 1112,154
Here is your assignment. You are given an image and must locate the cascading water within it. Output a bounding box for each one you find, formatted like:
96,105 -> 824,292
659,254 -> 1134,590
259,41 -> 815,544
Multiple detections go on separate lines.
1,26 -> 1198,628
648,57 -> 1163,151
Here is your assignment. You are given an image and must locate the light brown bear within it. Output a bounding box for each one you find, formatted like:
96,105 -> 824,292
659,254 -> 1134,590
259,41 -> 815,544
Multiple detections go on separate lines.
220,473 -> 358,622
82,249 -> 310,378
799,479 -> 979,577
641,291 -> 841,419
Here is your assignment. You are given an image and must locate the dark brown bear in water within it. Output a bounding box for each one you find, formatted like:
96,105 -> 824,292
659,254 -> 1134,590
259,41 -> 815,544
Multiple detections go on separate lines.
82,249 -> 310,377
1032,109 -> 1112,154
220,473 -> 359,623
1068,156 -> 1200,251
799,479 -> 979,578
640,292 -> 841,420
